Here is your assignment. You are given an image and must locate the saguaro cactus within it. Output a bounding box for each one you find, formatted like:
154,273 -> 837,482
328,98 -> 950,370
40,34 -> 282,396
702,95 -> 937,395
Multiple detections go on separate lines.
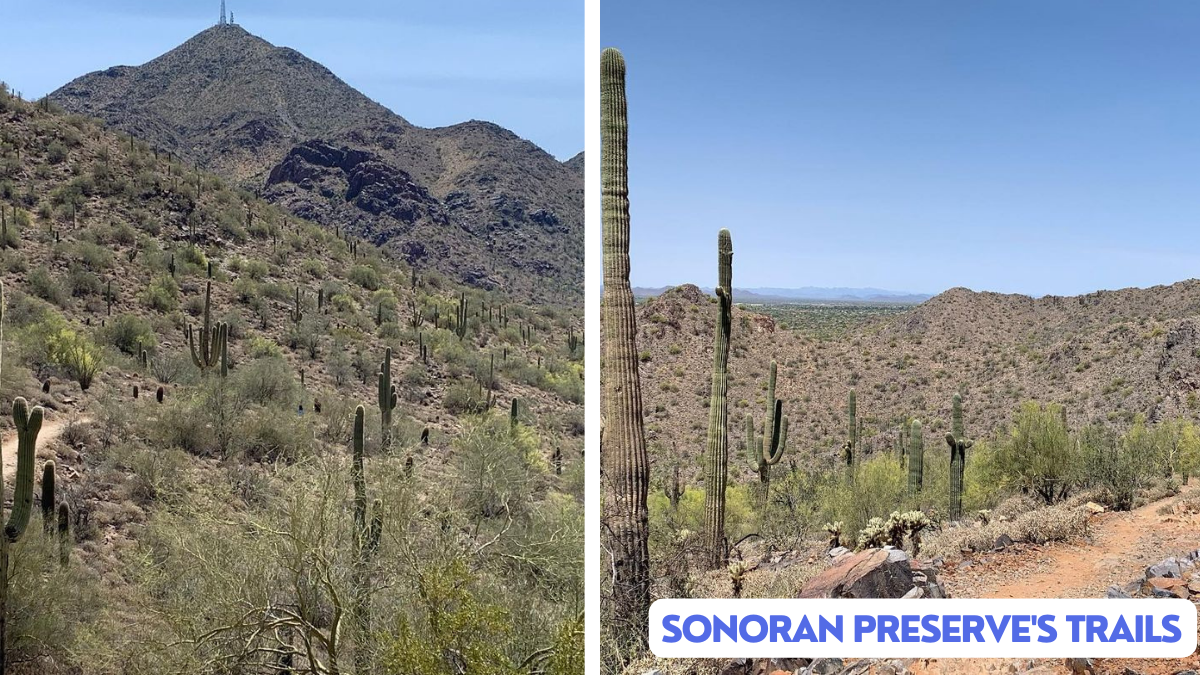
702,228 -> 734,569
600,46 -> 650,649
842,389 -> 857,476
745,361 -> 788,512
664,462 -> 684,510
908,419 -> 924,495
41,460 -> 55,534
454,292 -> 468,340
377,348 -> 397,449
945,393 -> 973,521
188,281 -> 228,376
57,503 -> 70,568
290,287 -> 304,323
1,396 -> 44,675
350,405 -> 384,674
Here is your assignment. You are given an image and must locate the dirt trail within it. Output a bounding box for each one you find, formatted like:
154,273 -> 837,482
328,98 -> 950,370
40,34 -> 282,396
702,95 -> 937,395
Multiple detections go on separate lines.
0,411 -> 86,479
940,484 -> 1200,600
920,486 -> 1200,675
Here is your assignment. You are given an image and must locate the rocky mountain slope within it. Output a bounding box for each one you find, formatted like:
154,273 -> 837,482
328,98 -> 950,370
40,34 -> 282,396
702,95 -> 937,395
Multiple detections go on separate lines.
49,25 -> 582,302
630,280 -> 1200,485
0,85 -> 583,673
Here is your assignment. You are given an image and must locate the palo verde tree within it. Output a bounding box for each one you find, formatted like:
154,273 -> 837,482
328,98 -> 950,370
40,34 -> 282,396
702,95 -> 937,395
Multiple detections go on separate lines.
599,46 -> 650,652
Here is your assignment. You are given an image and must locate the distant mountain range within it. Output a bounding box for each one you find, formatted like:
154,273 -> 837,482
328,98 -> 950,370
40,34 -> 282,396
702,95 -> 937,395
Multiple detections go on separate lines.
632,285 -> 932,304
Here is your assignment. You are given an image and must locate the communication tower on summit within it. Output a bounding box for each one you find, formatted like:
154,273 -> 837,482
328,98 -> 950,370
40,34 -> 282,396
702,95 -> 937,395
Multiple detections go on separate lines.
219,0 -> 227,25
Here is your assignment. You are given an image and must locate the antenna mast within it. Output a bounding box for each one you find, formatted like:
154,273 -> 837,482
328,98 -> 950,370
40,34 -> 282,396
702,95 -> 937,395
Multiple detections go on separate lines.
220,0 -> 227,25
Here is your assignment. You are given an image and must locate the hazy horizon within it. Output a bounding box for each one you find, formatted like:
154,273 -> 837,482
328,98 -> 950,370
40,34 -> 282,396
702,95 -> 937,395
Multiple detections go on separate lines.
628,277 -> 1200,301
1,0 -> 582,160
603,1 -> 1200,296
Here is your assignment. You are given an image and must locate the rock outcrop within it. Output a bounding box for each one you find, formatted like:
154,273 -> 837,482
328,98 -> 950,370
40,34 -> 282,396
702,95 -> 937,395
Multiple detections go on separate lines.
797,547 -> 945,599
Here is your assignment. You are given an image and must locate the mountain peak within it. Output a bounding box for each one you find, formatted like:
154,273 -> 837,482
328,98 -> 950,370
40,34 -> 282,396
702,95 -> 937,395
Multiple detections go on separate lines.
47,24 -> 582,301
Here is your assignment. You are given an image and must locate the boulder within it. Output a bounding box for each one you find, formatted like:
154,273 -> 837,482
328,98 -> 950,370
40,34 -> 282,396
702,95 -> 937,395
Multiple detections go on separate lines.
1106,585 -> 1132,599
719,658 -> 810,675
799,548 -> 929,599
805,659 -> 844,675
911,559 -> 948,598
1143,577 -> 1188,599
827,546 -> 850,561
1146,558 -> 1183,579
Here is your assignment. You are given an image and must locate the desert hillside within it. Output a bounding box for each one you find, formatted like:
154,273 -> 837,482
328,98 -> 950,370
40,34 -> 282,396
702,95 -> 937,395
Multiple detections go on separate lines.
0,82 -> 583,673
631,281 -> 1200,485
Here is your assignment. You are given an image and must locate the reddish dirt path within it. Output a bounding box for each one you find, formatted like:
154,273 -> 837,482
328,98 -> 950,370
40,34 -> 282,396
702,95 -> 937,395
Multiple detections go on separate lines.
939,484 -> 1200,601
0,411 -> 84,478
919,485 -> 1200,674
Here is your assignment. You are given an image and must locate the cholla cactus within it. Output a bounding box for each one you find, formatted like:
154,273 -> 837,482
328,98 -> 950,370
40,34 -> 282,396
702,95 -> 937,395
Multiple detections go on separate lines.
728,561 -> 747,598
855,517 -> 889,550
823,521 -> 844,549
898,510 -> 932,556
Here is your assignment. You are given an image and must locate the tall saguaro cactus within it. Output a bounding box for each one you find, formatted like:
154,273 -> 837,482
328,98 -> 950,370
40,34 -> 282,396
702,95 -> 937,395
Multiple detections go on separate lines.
908,420 -> 924,495
188,281 -> 228,376
377,348 -> 397,449
703,229 -> 734,569
945,393 -> 973,521
745,361 -> 788,512
350,405 -> 384,674
600,47 -> 650,650
1,396 -> 44,675
842,389 -> 857,476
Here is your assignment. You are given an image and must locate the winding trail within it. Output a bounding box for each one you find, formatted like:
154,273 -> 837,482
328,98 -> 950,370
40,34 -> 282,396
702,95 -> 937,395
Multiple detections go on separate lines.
0,411 -> 87,479
916,485 -> 1200,675
941,483 -> 1200,600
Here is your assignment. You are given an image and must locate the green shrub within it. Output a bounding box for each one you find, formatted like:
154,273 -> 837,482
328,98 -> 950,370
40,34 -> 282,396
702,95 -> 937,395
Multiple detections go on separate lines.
237,405 -> 312,463
232,356 -> 298,407
66,265 -> 101,298
348,264 -> 381,290
28,268 -> 67,306
101,314 -> 157,355
444,380 -> 490,415
141,275 -> 179,313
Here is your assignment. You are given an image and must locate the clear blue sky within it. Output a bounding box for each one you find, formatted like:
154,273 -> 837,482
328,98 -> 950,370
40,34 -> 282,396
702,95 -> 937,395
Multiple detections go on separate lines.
0,0 -> 582,160
603,1 -> 1200,296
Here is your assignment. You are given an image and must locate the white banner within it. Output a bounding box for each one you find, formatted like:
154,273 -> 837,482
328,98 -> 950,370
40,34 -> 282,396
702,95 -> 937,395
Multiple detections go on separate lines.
649,598 -> 1197,659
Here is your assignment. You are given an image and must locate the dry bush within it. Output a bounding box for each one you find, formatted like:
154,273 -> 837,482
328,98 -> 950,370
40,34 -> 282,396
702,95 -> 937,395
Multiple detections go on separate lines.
922,501 -> 1092,561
